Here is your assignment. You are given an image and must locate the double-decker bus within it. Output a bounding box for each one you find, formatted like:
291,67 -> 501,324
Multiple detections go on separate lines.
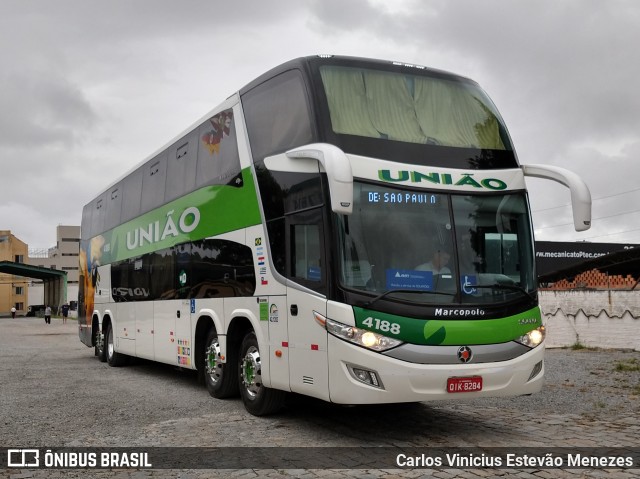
79,55 -> 591,415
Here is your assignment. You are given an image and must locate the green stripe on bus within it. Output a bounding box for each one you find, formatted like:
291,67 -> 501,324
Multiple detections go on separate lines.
94,167 -> 261,263
353,306 -> 542,345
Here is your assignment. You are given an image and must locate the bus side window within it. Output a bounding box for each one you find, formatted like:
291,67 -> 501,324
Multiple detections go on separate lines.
286,208 -> 326,294
121,168 -> 143,224
292,224 -> 322,282
141,153 -> 167,214
104,184 -> 123,232
81,204 -> 93,240
166,133 -> 197,202
241,69 -> 314,162
92,194 -> 106,236
196,109 -> 242,188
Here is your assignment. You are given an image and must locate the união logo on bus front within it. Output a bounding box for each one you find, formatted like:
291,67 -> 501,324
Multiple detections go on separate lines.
378,170 -> 507,190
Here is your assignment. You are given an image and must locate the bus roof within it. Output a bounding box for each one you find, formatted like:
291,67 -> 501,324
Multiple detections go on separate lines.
239,55 -> 477,96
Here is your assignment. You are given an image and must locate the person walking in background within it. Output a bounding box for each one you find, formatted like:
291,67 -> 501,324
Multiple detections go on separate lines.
44,305 -> 52,324
11,306 -> 16,319
61,303 -> 69,325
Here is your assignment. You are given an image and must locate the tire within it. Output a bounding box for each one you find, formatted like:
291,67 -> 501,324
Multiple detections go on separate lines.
203,328 -> 239,398
95,325 -> 107,363
105,322 -> 126,367
238,332 -> 286,416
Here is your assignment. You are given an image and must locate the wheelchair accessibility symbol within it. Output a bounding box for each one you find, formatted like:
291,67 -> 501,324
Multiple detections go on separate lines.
462,275 -> 477,295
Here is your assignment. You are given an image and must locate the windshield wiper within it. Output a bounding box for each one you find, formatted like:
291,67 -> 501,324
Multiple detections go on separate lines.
472,283 -> 536,301
364,289 -> 455,308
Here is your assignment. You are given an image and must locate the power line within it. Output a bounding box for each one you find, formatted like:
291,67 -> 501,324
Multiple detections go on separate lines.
535,208 -> 640,231
533,186 -> 640,213
579,226 -> 640,241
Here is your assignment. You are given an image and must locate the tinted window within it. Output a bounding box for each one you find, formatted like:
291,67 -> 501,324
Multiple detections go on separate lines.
121,168 -> 143,223
196,109 -> 242,188
104,184 -> 123,231
81,205 -> 93,240
91,194 -> 107,237
191,239 -> 255,298
256,166 -> 323,220
111,239 -> 255,301
285,208 -> 326,294
166,133 -> 198,202
141,153 -> 167,213
242,69 -> 314,161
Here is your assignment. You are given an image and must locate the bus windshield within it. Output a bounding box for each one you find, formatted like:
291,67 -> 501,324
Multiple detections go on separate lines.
319,65 -> 511,150
336,182 -> 536,305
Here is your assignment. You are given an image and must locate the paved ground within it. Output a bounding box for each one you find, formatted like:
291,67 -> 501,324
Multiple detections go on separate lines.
0,315 -> 639,478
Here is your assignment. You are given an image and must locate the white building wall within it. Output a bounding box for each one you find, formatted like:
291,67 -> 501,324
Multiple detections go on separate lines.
540,290 -> 640,351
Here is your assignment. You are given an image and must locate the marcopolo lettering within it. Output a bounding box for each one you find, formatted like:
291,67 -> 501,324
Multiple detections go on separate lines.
126,207 -> 201,250
378,170 -> 507,190
435,308 -> 486,317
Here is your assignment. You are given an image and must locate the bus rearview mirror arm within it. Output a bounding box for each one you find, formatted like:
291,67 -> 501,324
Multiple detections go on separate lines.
521,164 -> 592,232
286,143 -> 353,215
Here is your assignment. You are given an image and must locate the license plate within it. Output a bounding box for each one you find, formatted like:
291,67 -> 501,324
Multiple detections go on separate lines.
447,376 -> 483,393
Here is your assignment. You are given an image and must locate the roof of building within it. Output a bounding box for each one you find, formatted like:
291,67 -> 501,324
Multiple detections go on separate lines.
538,247 -> 640,283
0,261 -> 67,281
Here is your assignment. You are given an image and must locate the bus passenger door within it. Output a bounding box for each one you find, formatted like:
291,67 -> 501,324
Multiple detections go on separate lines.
287,288 -> 328,400
265,296 -> 289,391
154,244 -> 191,366
285,211 -> 330,401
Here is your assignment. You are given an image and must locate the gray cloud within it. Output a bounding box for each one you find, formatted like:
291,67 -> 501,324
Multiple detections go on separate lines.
0,0 -> 638,248
0,69 -> 96,148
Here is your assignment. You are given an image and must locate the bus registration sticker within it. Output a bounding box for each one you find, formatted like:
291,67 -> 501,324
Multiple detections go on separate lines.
447,376 -> 482,393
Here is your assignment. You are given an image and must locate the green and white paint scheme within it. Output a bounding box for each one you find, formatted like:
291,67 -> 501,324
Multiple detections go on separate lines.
78,56 -> 592,415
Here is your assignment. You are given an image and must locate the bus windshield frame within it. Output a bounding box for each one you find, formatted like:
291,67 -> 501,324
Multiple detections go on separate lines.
335,181 -> 537,308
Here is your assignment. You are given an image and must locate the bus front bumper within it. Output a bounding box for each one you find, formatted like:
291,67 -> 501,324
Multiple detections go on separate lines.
327,335 -> 545,404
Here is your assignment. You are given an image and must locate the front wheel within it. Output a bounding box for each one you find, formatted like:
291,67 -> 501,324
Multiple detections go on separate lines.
239,332 -> 286,416
203,328 -> 238,398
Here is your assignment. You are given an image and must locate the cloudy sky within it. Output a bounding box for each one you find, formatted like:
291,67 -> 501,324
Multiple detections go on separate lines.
1,0 -> 639,250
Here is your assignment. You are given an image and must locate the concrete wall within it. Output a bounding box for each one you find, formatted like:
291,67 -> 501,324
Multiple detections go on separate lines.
540,290 -> 640,351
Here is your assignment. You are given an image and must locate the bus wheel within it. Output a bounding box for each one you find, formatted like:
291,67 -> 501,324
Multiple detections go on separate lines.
95,327 -> 106,362
105,322 -> 125,367
204,328 -> 238,398
239,332 -> 286,416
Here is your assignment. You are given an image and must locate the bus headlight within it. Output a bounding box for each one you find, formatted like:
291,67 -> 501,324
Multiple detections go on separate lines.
516,325 -> 546,348
323,316 -> 403,352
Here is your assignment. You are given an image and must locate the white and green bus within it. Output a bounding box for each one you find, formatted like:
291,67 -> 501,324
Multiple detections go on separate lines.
79,55 -> 591,415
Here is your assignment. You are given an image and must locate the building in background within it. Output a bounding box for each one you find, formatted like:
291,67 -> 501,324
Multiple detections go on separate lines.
0,231 -> 29,316
29,225 -> 80,310
536,241 -> 639,290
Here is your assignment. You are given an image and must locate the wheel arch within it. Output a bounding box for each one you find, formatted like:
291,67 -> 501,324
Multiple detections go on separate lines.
91,312 -> 105,347
227,315 -> 254,362
194,315 -> 215,376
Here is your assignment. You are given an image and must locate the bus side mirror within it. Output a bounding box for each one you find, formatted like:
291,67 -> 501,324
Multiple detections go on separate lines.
286,143 -> 353,215
522,164 -> 592,231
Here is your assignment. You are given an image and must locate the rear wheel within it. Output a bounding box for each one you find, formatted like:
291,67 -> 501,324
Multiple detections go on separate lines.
105,322 -> 126,367
238,332 -> 286,416
95,325 -> 106,362
204,328 -> 238,398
